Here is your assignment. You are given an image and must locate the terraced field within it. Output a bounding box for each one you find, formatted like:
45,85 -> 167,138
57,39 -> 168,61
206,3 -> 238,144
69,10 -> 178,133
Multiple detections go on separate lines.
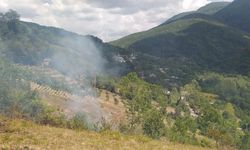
31,81 -> 126,124
13,64 -> 126,124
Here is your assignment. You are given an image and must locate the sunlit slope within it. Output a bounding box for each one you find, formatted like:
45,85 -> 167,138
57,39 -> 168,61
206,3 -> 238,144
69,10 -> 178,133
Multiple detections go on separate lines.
0,116 -> 214,150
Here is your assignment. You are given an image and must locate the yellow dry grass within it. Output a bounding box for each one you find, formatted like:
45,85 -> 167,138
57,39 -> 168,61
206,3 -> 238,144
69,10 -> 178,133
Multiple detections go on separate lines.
0,116 -> 215,150
99,90 -> 126,123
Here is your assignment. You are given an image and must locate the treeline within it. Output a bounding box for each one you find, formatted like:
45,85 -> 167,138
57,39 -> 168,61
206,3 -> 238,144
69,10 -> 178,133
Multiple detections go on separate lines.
198,73 -> 250,112
0,10 -> 20,22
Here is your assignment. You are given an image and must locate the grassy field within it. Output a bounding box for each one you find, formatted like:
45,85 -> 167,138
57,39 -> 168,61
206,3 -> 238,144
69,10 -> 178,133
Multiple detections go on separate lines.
0,116 -> 214,150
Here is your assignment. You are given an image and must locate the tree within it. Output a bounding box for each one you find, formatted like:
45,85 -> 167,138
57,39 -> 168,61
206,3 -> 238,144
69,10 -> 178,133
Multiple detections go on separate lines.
0,12 -> 3,20
143,109 -> 165,139
223,103 -> 236,120
0,9 -> 20,22
198,107 -> 223,134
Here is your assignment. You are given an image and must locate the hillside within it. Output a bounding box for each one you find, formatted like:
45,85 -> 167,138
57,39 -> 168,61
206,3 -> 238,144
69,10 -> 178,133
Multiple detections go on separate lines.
111,17 -> 250,86
0,116 -> 214,150
215,0 -> 250,33
0,19 -> 130,77
110,2 -> 250,87
164,2 -> 230,24
197,2 -> 230,15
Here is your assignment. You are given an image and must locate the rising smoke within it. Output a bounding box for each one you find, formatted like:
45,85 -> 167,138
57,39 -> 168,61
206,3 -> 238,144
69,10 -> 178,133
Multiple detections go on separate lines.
0,9 -> 124,124
50,35 -> 109,123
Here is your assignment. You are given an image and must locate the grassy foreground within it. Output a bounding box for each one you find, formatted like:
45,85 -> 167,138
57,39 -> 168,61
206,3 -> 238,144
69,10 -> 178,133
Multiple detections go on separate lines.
0,116 -> 214,150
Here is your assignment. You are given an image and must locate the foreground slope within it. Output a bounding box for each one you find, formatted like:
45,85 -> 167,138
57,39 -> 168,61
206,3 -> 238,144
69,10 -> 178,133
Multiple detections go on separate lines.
0,116 -> 214,150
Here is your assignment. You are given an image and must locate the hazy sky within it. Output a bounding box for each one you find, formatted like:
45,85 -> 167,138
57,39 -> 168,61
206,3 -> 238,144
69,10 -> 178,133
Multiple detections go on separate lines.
0,0 -> 232,41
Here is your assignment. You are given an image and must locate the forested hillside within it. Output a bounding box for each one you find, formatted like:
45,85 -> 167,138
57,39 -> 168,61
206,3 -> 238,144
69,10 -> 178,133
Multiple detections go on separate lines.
111,1 -> 250,87
215,0 -> 250,33
0,10 -> 130,77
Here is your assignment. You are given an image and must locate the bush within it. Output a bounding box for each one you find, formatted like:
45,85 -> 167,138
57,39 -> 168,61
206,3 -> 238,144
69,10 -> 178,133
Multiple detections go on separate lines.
67,113 -> 91,130
142,109 -> 165,139
241,131 -> 250,150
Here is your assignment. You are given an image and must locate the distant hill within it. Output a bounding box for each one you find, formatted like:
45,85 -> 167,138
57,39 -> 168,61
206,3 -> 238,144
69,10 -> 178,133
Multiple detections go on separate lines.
111,2 -> 231,49
197,2 -> 230,15
215,0 -> 250,33
110,2 -> 250,87
162,2 -> 230,25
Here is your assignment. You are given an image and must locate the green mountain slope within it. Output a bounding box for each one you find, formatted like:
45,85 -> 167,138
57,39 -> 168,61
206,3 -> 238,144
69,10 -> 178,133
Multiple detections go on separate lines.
164,2 -> 230,24
111,18 -> 250,86
197,2 -> 230,15
110,2 -> 231,49
110,2 -> 250,87
215,0 -> 250,33
111,16 -> 222,49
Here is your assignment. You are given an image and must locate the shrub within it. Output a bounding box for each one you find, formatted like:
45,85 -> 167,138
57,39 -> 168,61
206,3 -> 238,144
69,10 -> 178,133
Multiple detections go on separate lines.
142,109 -> 165,139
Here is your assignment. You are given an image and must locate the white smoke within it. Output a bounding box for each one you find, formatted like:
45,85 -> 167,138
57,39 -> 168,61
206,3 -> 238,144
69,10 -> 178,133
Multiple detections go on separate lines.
49,35 -> 109,123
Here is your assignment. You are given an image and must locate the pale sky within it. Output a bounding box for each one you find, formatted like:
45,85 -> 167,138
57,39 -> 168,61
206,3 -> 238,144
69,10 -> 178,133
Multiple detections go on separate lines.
0,0 -> 232,41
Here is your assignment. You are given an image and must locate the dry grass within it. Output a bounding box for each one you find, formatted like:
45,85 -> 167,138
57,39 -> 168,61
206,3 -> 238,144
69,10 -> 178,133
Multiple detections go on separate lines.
0,116 -> 214,150
31,81 -> 127,124
99,90 -> 126,123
